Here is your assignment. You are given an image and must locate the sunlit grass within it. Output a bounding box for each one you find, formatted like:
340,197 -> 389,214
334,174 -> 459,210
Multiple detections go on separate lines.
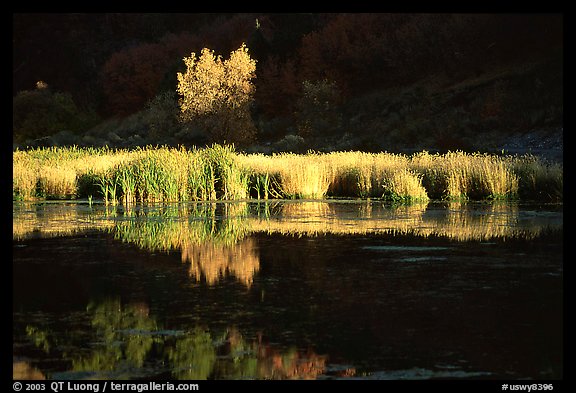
323,151 -> 429,201
13,145 -> 562,202
13,153 -> 38,200
410,151 -> 521,200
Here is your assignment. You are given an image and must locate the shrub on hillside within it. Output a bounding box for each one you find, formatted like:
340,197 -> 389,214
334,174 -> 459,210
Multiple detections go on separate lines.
13,83 -> 99,144
295,79 -> 342,138
143,92 -> 182,142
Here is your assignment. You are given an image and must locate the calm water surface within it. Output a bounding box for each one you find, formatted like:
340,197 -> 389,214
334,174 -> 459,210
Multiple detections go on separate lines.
13,200 -> 563,380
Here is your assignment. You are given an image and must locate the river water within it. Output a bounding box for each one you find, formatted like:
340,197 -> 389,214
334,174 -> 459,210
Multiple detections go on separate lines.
12,200 -> 563,380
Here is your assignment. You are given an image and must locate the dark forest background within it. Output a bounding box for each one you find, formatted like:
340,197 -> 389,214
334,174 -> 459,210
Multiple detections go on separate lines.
13,13 -> 563,154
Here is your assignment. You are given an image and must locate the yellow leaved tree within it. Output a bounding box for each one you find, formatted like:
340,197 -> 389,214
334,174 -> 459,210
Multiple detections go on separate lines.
177,43 -> 257,146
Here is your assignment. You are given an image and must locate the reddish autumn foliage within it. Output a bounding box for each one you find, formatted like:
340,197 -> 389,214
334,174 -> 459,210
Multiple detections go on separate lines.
102,43 -> 170,116
256,56 -> 299,118
100,15 -> 258,118
298,14 -> 398,96
197,13 -> 256,55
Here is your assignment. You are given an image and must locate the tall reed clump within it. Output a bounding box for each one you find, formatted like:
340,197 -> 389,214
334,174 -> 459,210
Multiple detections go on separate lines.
95,147 -> 196,204
326,151 -> 429,201
237,153 -> 283,199
37,166 -> 78,199
469,153 -> 519,199
14,146 -> 129,201
325,151 -> 375,197
186,144 -> 251,201
127,148 -> 189,203
372,153 -> 428,202
380,167 -> 430,202
409,151 -> 448,199
410,151 -> 519,200
200,144 -> 250,200
507,154 -> 563,201
13,150 -> 38,200
94,144 -> 251,205
13,147 -> 90,200
239,151 -> 332,199
187,149 -> 216,201
274,152 -> 331,199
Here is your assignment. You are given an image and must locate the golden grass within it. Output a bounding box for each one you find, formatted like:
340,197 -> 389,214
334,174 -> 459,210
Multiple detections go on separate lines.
12,146 -> 562,202
13,153 -> 38,200
507,154 -> 563,200
410,150 -> 521,199
325,151 -> 415,198
237,152 -> 331,199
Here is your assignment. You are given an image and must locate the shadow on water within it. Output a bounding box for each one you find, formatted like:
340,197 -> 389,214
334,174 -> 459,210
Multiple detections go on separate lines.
13,200 -> 563,380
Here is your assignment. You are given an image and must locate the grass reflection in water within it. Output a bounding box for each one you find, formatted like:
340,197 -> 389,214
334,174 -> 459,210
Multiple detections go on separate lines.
111,203 -> 259,287
13,200 -> 562,379
13,200 -> 562,289
24,298 -> 327,380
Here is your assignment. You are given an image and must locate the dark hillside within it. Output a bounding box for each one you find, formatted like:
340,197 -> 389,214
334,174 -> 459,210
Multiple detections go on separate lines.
13,13 -> 563,160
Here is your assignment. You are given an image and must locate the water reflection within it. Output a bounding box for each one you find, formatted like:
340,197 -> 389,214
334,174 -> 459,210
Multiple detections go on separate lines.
251,201 -> 560,241
255,201 -> 428,236
13,201 -> 562,380
13,361 -> 46,380
13,201 -> 562,242
182,239 -> 259,287
12,202 -> 114,241
25,326 -> 51,353
23,298 -> 326,380
166,327 -> 216,380
111,203 -> 257,287
112,202 -> 250,249
71,299 -> 159,375
13,200 -> 562,288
